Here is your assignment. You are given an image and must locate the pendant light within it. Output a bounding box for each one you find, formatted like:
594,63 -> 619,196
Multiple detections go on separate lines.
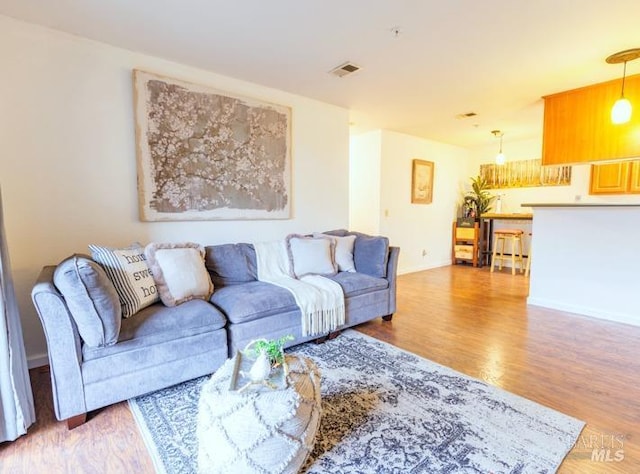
491,130 -> 505,165
606,48 -> 640,125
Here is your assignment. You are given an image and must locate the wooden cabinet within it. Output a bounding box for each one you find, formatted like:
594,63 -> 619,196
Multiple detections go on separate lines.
630,161 -> 640,193
542,74 -> 640,165
589,160 -> 640,194
452,221 -> 479,267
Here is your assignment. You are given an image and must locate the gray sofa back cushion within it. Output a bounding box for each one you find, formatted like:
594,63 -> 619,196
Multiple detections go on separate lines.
322,229 -> 349,237
53,254 -> 121,347
205,243 -> 257,286
324,230 -> 389,278
352,233 -> 390,278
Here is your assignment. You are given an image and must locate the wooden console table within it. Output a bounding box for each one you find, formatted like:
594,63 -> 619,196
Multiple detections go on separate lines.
479,212 -> 533,267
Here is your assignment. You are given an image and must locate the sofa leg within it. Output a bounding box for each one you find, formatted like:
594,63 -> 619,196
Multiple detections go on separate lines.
314,335 -> 328,344
67,413 -> 87,430
328,330 -> 341,340
382,314 -> 393,321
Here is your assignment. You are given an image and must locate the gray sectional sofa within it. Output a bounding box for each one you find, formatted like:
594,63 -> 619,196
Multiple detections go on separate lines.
31,230 -> 399,428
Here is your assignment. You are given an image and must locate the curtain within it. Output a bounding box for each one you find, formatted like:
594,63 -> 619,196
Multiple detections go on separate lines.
0,188 -> 35,442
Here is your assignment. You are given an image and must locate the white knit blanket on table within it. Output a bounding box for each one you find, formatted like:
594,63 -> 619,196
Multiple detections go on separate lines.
254,240 -> 345,337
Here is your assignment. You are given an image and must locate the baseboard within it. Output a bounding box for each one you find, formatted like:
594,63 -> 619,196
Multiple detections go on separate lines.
527,297 -> 640,328
27,352 -> 49,369
398,260 -> 451,275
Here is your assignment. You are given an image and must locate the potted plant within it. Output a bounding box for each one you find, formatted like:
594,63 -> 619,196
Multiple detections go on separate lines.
463,176 -> 495,219
249,335 -> 294,368
245,334 -> 294,372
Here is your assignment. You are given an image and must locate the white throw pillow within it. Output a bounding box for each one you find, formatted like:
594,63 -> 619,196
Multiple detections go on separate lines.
88,243 -> 159,318
145,242 -> 213,307
315,233 -> 356,272
286,235 -> 337,278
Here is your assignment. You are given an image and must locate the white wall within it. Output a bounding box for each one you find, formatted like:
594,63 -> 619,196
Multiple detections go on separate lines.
378,130 -> 472,274
0,15 -> 350,366
350,129 -> 472,274
349,131 -> 381,235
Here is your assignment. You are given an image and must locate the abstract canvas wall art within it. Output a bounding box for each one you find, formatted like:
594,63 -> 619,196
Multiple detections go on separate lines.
133,70 -> 291,221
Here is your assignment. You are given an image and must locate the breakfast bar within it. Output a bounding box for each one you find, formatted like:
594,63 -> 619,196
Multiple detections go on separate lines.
478,212 -> 533,267
523,203 -> 640,327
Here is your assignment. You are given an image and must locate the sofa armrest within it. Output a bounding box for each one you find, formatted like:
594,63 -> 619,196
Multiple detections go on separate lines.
385,246 -> 400,315
31,266 -> 86,420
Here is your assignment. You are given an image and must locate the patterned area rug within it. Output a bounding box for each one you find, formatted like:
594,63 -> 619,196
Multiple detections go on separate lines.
129,330 -> 584,473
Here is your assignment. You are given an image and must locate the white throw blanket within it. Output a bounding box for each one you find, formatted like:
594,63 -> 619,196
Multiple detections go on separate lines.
254,240 -> 345,337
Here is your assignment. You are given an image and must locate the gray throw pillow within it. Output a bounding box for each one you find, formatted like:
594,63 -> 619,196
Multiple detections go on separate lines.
351,233 -> 390,278
53,254 -> 121,347
205,243 -> 257,286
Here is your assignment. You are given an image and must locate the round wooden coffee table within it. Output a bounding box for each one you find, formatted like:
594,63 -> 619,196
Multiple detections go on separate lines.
196,354 -> 321,474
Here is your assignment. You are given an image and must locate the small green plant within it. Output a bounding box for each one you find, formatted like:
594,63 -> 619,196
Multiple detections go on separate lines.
250,335 -> 294,366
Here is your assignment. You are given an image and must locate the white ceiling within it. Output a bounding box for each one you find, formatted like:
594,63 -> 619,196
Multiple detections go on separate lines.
1,0 -> 640,148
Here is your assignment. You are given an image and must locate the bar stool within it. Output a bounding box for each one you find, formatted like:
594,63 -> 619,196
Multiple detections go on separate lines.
490,229 -> 524,275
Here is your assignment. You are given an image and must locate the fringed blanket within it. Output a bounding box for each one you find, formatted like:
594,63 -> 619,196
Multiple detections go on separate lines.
254,240 -> 345,336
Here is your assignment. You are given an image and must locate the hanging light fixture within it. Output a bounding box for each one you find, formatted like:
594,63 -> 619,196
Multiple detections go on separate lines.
606,48 -> 640,124
491,130 -> 505,165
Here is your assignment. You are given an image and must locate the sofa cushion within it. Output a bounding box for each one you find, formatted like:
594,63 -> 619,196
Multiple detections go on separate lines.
322,229 -> 349,237
286,234 -> 337,278
82,299 -> 226,364
205,243 -> 257,286
352,233 -> 390,278
326,272 -> 389,297
88,243 -> 159,317
210,281 -> 298,325
145,242 -> 213,307
53,254 -> 121,347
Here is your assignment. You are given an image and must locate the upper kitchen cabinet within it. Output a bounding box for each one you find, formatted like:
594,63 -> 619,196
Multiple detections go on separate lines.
589,160 -> 640,195
630,160 -> 640,193
542,74 -> 640,165
589,161 -> 631,194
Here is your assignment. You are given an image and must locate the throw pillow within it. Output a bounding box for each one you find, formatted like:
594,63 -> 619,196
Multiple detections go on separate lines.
53,254 -> 121,347
286,234 -> 337,278
145,242 -> 214,307
88,243 -> 159,318
314,233 -> 356,272
351,233 -> 390,278
205,243 -> 257,286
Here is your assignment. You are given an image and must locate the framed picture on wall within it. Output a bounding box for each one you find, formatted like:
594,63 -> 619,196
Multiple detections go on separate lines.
411,159 -> 434,204
133,69 -> 292,221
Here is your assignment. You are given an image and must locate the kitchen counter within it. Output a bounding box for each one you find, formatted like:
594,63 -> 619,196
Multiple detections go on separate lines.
479,213 -> 533,267
525,204 -> 640,326
522,203 -> 640,208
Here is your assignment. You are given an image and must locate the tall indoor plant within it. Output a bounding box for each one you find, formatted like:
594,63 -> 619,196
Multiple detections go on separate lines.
463,176 -> 495,218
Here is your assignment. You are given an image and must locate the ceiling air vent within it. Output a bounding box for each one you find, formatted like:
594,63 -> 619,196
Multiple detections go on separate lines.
330,62 -> 361,78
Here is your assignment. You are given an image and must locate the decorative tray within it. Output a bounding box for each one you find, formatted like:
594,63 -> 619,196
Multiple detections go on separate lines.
229,351 -> 288,392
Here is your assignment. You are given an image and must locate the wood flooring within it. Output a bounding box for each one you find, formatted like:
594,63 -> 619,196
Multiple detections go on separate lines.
1,265 -> 639,473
